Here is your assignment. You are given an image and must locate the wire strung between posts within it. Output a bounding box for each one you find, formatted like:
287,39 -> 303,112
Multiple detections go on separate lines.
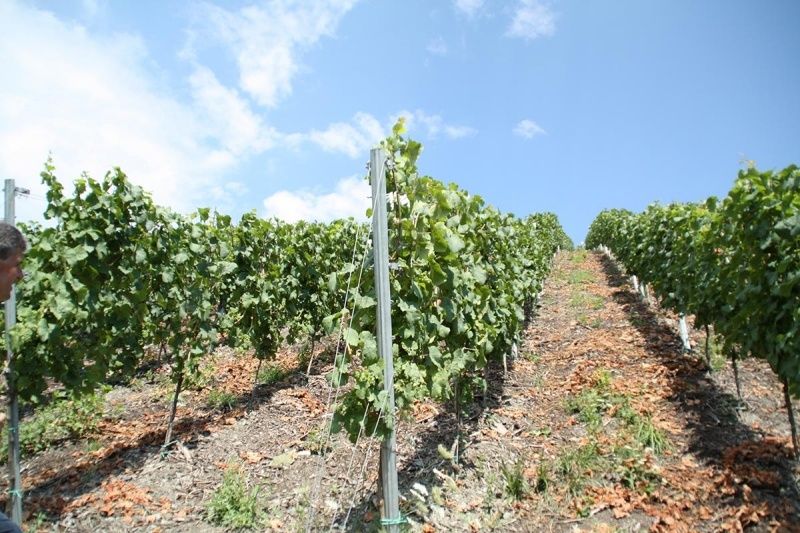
304,221 -> 370,531
319,396 -> 385,532
307,222 -> 371,530
336,404 -> 389,532
326,351 -> 395,531
17,192 -> 48,202
335,157 -> 404,532
305,157 -> 390,531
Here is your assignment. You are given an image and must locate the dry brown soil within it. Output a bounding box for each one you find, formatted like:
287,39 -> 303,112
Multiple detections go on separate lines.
4,250 -> 799,532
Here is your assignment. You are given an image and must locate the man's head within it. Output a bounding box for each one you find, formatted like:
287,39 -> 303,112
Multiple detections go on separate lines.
0,222 -> 26,302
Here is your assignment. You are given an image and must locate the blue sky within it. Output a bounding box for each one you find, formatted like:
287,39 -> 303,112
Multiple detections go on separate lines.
1,0 -> 798,242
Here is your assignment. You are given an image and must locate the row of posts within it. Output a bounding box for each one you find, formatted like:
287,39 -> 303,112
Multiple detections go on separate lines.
598,245 -> 691,353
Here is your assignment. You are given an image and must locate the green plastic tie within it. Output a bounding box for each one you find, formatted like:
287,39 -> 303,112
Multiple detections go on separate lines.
379,514 -> 407,526
7,488 -> 23,498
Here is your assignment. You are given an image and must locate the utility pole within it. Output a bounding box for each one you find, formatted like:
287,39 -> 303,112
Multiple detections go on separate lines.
369,149 -> 401,532
4,179 -> 26,524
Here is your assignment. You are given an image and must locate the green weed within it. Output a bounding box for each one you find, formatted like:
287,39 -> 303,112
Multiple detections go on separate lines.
534,462 -> 551,493
577,314 -> 603,328
570,250 -> 588,264
628,313 -> 647,328
530,426 -> 552,438
258,363 -> 288,386
593,369 -> 613,390
632,415 -> 669,455
183,362 -> 215,391
613,445 -> 660,494
1,390 -> 106,461
501,459 -> 529,501
303,427 -> 331,455
207,389 -> 238,411
207,465 -> 264,529
707,335 -> 727,371
569,270 -> 593,285
85,439 -> 103,453
524,351 -> 541,363
558,441 -> 602,496
569,293 -> 604,310
25,512 -> 49,533
613,401 -> 639,426
566,389 -> 607,430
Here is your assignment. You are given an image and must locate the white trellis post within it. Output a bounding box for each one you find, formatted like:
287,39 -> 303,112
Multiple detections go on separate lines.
678,313 -> 691,352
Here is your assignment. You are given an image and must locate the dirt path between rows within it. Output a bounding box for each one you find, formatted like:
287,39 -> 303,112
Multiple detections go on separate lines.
7,250 -> 800,532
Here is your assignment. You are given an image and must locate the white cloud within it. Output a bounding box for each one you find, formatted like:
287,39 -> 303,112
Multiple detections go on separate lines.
189,65 -> 278,155
443,125 -> 478,139
454,0 -> 485,17
427,37 -> 448,56
296,110 -> 475,158
507,0 -> 556,41
514,119 -> 546,138
307,112 -> 385,158
192,0 -> 359,108
393,110 -> 477,140
209,181 -> 249,212
0,0 -> 475,228
263,176 -> 370,222
0,1 -> 237,222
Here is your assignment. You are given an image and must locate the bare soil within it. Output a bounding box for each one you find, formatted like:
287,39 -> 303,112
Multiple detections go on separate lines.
4,250 -> 799,532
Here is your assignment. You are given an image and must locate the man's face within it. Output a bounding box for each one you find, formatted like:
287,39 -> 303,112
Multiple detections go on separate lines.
0,251 -> 24,303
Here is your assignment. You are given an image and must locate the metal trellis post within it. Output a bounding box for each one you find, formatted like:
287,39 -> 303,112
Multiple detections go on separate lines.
4,179 -> 23,524
370,148 -> 401,532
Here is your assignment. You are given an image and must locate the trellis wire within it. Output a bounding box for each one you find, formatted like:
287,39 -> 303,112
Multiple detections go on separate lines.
305,155 -> 395,531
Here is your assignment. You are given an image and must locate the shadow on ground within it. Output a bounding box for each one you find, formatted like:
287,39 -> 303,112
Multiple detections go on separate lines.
6,342 -> 332,519
596,251 -> 800,519
334,356 -> 515,531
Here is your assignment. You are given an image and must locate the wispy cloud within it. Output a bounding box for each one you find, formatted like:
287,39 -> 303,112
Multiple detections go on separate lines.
306,113 -> 386,158
189,65 -> 279,156
513,119 -> 546,138
189,0 -> 359,108
263,176 -> 370,222
507,0 -> 556,41
393,110 -> 477,140
453,0 -> 485,18
427,36 -> 448,56
297,110 -> 476,158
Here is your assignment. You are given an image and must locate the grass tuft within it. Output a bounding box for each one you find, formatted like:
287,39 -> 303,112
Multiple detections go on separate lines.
207,465 -> 264,529
501,458 -> 530,501
207,389 -> 238,411
258,363 -> 289,386
1,390 -> 106,461
632,415 -> 669,455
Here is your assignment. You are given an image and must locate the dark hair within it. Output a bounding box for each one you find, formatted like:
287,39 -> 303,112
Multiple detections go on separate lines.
0,222 -> 27,260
